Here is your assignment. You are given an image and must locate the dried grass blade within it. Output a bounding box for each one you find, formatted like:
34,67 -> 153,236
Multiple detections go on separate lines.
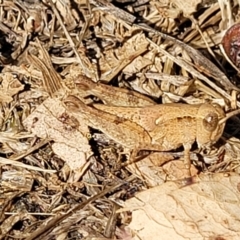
136,23 -> 239,91
89,0 -> 136,24
147,38 -> 233,103
25,176 -> 135,240
0,157 -> 56,173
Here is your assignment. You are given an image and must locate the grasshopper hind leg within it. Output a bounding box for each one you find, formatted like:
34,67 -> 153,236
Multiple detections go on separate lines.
120,147 -> 151,167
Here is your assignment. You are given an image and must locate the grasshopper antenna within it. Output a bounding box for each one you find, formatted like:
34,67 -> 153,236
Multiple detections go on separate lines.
219,109 -> 240,125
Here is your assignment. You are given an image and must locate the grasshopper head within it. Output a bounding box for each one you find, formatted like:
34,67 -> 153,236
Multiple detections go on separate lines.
196,103 -> 226,148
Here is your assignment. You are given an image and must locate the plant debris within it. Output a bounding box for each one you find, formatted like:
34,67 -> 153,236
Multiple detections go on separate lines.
1,0 -> 240,239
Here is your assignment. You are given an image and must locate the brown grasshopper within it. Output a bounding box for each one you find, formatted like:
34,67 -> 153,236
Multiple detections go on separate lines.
63,93 -> 227,174
27,42 -> 234,175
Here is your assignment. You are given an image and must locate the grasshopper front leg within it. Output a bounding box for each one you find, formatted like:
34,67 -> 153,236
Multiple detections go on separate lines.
183,143 -> 192,177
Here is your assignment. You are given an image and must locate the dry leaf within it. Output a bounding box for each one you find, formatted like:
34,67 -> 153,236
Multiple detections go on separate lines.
127,153 -> 198,187
123,172 -> 240,239
100,33 -> 149,81
170,0 -> 203,16
54,0 -> 77,30
123,52 -> 153,74
23,97 -> 92,170
1,170 -> 33,191
0,72 -> 24,103
52,143 -> 89,171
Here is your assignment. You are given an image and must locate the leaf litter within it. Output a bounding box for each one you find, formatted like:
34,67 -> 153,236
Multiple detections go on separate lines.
0,0 -> 240,239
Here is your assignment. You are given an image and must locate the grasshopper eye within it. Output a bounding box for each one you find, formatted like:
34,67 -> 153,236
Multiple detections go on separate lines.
203,112 -> 219,132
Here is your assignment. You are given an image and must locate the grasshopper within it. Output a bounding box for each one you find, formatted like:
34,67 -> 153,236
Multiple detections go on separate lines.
63,91 -> 227,175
